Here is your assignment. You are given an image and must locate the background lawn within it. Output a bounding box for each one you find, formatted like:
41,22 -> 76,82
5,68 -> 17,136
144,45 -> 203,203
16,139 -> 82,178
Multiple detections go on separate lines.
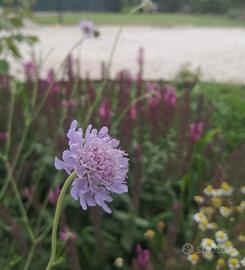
33,12 -> 245,27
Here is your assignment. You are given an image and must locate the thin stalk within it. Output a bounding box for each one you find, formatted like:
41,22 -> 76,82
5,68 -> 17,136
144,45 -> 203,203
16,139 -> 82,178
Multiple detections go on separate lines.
84,4 -> 143,126
23,243 -> 36,270
106,4 -> 143,78
5,80 -> 16,158
0,156 -> 35,243
45,171 -> 77,270
0,123 -> 30,200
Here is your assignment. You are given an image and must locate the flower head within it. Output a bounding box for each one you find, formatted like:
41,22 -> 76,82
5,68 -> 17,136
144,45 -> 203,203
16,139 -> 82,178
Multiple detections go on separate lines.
217,258 -> 226,269
215,231 -> 228,243
144,229 -> 155,239
114,257 -> 124,268
228,258 -> 240,269
220,182 -> 234,196
188,253 -> 199,265
79,20 -> 97,38
220,206 -> 233,218
201,238 -> 217,252
55,120 -> 128,213
194,195 -> 205,204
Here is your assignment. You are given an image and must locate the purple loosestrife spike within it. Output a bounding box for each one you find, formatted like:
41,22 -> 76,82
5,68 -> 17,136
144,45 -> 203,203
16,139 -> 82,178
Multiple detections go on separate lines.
163,85 -> 177,106
23,61 -> 37,80
55,120 -> 129,214
136,244 -> 150,268
189,122 -> 204,142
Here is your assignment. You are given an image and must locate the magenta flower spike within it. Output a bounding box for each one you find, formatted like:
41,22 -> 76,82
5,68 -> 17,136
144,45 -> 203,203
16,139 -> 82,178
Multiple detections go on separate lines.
55,120 -> 129,214
136,244 -> 151,267
189,122 -> 204,142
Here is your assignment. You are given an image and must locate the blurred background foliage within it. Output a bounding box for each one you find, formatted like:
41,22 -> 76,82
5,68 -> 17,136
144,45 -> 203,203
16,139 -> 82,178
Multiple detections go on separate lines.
0,0 -> 244,14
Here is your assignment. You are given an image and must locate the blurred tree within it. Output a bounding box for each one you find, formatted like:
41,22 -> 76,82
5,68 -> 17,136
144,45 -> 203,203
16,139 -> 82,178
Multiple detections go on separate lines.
190,0 -> 232,14
105,0 -> 125,12
155,0 -> 183,12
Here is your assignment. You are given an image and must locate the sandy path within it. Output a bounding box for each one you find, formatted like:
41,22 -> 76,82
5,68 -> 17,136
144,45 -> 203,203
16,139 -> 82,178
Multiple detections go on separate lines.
19,25 -> 245,83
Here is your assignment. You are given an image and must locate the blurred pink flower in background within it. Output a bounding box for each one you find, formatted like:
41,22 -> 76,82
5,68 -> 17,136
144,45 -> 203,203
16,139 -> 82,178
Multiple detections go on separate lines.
0,75 -> 9,85
0,132 -> 8,141
79,20 -> 95,38
99,100 -> 112,121
136,244 -> 150,268
146,82 -> 161,106
23,61 -> 37,80
189,122 -> 204,142
130,106 -> 137,121
22,185 -> 35,200
61,99 -> 77,108
46,69 -> 61,94
59,226 -> 77,242
49,186 -> 61,206
163,85 -> 177,106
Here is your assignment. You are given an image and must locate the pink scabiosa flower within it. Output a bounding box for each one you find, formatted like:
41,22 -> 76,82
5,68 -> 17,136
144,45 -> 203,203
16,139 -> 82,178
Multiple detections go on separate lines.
49,186 -> 61,206
55,120 -> 129,214
79,20 -> 99,38
163,85 -> 177,106
190,122 -> 204,142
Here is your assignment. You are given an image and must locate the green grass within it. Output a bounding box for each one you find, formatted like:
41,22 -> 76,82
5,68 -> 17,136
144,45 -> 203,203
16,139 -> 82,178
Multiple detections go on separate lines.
33,12 -> 245,27
198,82 -> 245,149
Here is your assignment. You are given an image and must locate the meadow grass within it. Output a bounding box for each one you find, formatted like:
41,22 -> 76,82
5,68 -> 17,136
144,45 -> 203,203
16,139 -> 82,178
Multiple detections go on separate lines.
33,12 -> 245,27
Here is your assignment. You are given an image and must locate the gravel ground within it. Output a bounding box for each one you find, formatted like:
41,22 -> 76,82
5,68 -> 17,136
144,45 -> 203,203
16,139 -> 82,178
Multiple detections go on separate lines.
18,25 -> 245,83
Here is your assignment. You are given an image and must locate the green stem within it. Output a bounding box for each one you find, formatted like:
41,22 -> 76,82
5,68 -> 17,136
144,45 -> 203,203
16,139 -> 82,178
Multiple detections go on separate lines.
106,4 -> 143,78
0,156 -> 35,243
5,80 -> 16,158
23,243 -> 36,270
112,92 -> 153,132
45,171 -> 77,270
84,4 -> 143,126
